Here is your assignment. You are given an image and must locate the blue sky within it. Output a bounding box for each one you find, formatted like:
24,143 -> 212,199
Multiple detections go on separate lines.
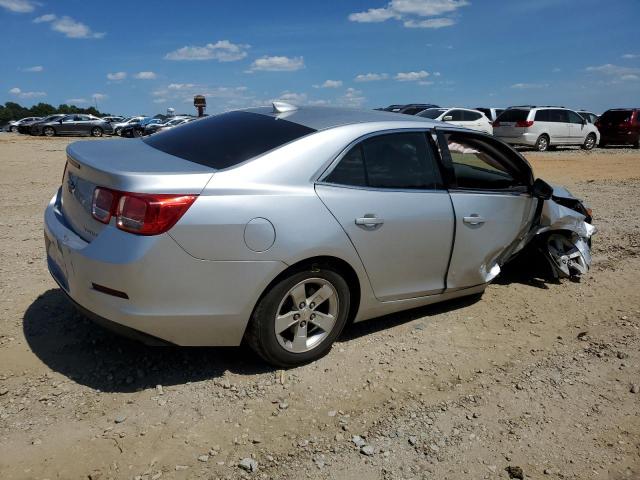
1,0 -> 639,116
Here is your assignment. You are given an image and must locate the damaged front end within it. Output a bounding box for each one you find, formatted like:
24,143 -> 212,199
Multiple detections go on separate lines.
524,182 -> 597,279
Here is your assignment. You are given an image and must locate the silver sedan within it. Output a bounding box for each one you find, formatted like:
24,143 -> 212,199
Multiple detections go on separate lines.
44,104 -> 595,366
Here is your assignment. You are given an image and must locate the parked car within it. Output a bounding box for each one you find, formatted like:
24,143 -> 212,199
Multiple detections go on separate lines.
19,114 -> 65,134
31,114 -> 114,137
147,117 -> 195,135
6,117 -> 42,132
493,106 -> 600,151
101,116 -> 125,124
475,108 -> 505,122
595,108 -> 640,148
112,116 -> 146,136
577,111 -> 599,124
44,104 -> 595,366
120,118 -> 163,138
383,103 -> 440,115
417,107 -> 493,134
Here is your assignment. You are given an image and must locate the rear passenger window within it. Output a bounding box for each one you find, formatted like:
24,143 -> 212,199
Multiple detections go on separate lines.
549,109 -> 568,123
325,132 -> 441,190
449,110 -> 464,121
535,110 -> 550,122
446,133 -> 527,191
324,146 -> 367,187
463,111 -> 482,121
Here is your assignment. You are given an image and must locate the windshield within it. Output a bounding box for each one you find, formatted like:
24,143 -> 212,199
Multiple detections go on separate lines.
418,108 -> 447,119
496,109 -> 529,122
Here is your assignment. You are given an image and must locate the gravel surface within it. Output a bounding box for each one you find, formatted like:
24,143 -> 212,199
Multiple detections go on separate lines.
0,134 -> 638,479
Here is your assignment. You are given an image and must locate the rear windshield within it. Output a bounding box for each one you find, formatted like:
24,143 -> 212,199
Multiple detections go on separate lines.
144,111 -> 316,169
418,108 -> 447,119
599,110 -> 633,123
496,109 -> 529,122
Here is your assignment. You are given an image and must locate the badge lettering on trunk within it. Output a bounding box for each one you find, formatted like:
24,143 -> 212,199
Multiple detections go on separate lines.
67,174 -> 77,194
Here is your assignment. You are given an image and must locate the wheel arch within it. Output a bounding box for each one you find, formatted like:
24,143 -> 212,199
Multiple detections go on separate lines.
248,255 -> 362,333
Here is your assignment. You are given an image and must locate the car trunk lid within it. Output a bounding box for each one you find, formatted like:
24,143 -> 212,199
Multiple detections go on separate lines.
62,139 -> 214,242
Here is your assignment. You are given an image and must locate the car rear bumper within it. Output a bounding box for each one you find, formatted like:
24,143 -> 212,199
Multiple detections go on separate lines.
44,192 -> 286,346
599,131 -> 639,144
493,132 -> 537,146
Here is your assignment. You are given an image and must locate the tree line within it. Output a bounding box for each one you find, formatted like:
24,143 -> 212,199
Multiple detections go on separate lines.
0,101 -> 109,126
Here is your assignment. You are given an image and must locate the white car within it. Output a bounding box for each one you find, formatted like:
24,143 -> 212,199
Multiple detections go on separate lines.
417,108 -> 493,134
6,117 -> 42,132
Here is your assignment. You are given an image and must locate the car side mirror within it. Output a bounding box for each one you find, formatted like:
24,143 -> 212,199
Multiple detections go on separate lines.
532,178 -> 553,200
58,119 -> 63,124
442,115 -> 453,122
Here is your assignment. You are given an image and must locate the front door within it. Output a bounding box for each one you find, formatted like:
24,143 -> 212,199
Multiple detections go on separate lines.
438,131 -> 537,289
316,131 -> 454,301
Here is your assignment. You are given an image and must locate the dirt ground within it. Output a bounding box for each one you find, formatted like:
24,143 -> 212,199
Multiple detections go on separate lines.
0,134 -> 638,480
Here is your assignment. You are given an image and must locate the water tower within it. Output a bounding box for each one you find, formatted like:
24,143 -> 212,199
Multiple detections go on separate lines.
167,107 -> 175,117
194,95 -> 206,117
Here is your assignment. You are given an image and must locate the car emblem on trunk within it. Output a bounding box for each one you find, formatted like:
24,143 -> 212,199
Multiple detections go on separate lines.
67,174 -> 77,194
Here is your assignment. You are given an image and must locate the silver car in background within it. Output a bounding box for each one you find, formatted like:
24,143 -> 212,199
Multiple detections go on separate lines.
44,104 -> 595,366
493,106 -> 600,151
32,114 -> 113,137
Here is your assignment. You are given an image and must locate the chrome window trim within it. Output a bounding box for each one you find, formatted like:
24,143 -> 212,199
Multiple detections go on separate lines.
314,127 -> 441,193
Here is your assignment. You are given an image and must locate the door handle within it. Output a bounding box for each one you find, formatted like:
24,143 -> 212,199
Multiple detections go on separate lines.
463,215 -> 485,225
355,216 -> 384,227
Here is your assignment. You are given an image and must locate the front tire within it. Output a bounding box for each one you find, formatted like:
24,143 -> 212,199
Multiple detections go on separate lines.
91,127 -> 103,137
535,134 -> 550,152
43,126 -> 55,137
582,133 -> 596,150
245,266 -> 350,367
9,126 -> 17,133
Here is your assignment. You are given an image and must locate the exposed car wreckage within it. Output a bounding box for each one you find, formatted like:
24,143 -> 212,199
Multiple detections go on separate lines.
513,182 -> 596,280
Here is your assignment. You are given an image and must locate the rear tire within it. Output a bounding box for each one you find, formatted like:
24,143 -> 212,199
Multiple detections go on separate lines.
582,133 -> 596,150
43,126 -> 55,137
535,134 -> 550,152
91,127 -> 103,137
245,266 -> 350,367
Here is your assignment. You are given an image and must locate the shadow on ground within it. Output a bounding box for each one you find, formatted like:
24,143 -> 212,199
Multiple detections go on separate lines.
24,263 -> 549,393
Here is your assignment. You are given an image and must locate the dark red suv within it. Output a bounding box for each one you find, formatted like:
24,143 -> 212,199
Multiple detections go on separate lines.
596,108 -> 640,148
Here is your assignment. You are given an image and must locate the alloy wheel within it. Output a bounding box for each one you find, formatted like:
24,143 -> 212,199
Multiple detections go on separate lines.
274,278 -> 339,353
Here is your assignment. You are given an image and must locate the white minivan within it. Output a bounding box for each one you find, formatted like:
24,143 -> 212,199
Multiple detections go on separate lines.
493,106 -> 600,151
417,108 -> 493,134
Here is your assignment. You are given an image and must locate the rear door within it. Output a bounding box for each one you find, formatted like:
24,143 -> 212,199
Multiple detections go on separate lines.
548,109 -> 571,143
57,115 -> 76,134
438,131 -> 536,289
316,131 -> 454,301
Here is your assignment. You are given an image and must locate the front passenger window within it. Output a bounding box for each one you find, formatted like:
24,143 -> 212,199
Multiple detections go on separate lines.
446,133 -> 527,191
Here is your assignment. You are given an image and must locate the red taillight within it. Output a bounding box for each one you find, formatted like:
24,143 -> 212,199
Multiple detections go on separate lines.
91,187 -> 197,235
493,121 -> 500,128
92,187 -> 116,224
516,120 -> 534,128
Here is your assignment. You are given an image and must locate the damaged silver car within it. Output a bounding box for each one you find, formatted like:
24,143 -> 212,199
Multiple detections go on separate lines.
44,104 -> 595,367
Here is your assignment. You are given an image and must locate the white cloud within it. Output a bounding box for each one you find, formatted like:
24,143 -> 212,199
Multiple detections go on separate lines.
33,14 -> 104,39
107,71 -> 127,81
22,65 -> 44,72
348,0 -> 468,29
66,98 -> 88,104
622,53 -> 639,59
395,70 -> 430,81
418,80 -> 434,86
247,55 -> 305,72
586,64 -> 640,77
620,74 -> 639,81
134,71 -> 157,80
165,40 -> 249,61
354,72 -> 389,82
337,88 -> 366,108
348,8 -> 398,22
153,98 -> 167,104
275,91 -> 308,104
0,0 -> 37,13
314,79 -> 343,89
33,13 -> 55,22
168,83 -> 195,90
9,87 -> 46,98
403,17 -> 455,28
511,82 -> 549,89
